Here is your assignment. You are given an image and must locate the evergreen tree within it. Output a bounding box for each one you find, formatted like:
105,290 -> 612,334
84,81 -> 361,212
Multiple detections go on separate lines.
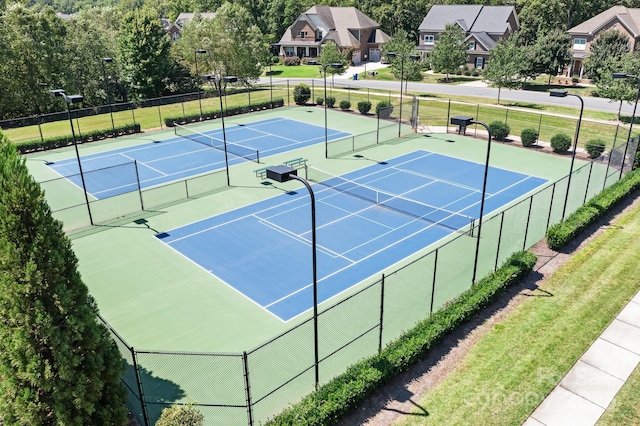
0,134 -> 127,425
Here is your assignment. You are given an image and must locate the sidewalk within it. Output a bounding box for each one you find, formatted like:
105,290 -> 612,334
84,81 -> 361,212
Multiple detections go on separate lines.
523,289 -> 640,426
334,61 -> 389,80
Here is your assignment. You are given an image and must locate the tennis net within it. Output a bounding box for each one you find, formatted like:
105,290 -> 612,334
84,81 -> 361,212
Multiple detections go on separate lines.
174,123 -> 260,163
306,166 -> 476,235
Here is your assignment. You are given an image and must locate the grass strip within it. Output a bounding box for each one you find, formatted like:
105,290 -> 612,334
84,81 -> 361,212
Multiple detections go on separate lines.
397,197 -> 640,425
265,251 -> 536,426
597,364 -> 640,425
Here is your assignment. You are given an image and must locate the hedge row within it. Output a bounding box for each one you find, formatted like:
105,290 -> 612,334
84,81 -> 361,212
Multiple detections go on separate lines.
546,168 -> 640,250
163,98 -> 284,127
14,123 -> 141,154
266,250 -> 537,426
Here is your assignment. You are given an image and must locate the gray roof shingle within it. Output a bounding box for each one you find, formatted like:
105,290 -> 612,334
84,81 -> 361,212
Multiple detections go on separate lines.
568,6 -> 640,37
418,5 -> 516,35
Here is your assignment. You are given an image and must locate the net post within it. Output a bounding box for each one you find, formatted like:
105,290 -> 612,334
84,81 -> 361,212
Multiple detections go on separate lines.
242,351 -> 254,426
430,249 -> 438,314
133,160 -> 144,211
378,273 -> 385,354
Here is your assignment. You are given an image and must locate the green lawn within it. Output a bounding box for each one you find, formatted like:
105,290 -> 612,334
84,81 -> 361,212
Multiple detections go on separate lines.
263,64 -> 323,78
396,202 -> 640,425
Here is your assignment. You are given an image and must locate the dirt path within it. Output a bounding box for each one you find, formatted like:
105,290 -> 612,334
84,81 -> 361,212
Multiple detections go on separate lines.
336,189 -> 640,426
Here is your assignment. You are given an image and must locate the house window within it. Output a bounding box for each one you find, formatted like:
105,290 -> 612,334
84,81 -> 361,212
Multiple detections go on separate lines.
475,57 -> 484,69
284,47 -> 295,57
468,41 -> 475,51
573,38 -> 587,50
298,31 -> 308,39
423,35 -> 434,45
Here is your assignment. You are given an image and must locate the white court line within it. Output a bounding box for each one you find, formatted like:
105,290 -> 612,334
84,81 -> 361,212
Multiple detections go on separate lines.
145,145 -> 213,164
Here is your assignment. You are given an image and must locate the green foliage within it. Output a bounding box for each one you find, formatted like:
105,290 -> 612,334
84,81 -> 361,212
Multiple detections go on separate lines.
325,96 -> 336,108
530,29 -> 572,82
0,132 -> 127,425
382,29 -> 423,81
118,7 -> 173,100
357,100 -> 372,114
293,83 -> 311,105
14,123 -> 142,154
156,403 -> 204,426
488,121 -> 510,141
339,100 -> 351,111
163,98 -> 284,126
266,251 -> 537,426
520,128 -> 539,147
484,33 -> 528,103
518,0 -> 568,43
586,139 -> 606,159
316,97 -> 324,106
584,29 -> 630,85
547,168 -> 640,249
284,57 -> 301,66
550,132 -> 572,152
376,101 -> 393,118
318,41 -> 347,75
428,24 -> 468,80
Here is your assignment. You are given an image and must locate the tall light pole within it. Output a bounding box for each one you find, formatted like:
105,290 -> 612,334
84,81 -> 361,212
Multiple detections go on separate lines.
195,49 -> 207,119
202,74 -> 238,186
101,57 -> 115,137
50,89 -> 93,225
265,165 -> 319,389
451,116 -> 492,284
307,60 -> 343,158
386,52 -> 419,137
612,72 -> 640,178
550,89 -> 584,220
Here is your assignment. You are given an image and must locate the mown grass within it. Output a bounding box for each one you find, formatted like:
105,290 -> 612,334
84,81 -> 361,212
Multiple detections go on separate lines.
396,201 -> 640,425
597,364 -> 640,425
264,64 -> 324,78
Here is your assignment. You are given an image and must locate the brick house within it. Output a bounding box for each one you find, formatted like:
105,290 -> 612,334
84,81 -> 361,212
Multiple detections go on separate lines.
167,12 -> 216,41
566,6 -> 640,79
416,5 -> 519,69
276,6 -> 390,63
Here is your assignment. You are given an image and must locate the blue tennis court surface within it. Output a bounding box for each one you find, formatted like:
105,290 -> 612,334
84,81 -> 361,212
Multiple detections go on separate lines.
156,150 -> 548,321
45,117 -> 350,199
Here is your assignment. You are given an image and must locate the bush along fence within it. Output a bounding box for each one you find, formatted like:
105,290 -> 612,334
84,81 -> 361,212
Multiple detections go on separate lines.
97,136 -> 638,426
546,167 -> 640,250
163,98 -> 284,127
14,123 -> 141,154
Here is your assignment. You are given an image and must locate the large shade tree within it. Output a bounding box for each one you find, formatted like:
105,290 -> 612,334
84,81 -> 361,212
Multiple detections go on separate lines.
483,33 -> 528,104
382,29 -> 422,82
0,133 -> 127,425
428,24 -> 468,82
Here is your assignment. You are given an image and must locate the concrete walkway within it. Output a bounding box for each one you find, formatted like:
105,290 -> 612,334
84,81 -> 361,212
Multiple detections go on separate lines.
334,61 -> 389,80
523,289 -> 640,426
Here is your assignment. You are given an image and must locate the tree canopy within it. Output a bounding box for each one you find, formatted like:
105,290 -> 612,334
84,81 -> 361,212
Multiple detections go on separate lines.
428,24 -> 468,81
483,33 -> 527,104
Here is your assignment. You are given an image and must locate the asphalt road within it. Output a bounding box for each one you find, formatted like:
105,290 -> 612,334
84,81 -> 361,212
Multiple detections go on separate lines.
266,77 -> 634,116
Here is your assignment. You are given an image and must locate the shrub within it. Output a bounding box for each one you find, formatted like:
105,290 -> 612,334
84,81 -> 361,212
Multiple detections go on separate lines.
293,83 -> 311,105
463,67 -> 471,76
271,56 -> 280,64
283,56 -> 300,66
316,97 -> 324,106
489,121 -> 510,141
546,168 -> 640,249
325,96 -> 336,108
572,75 -> 580,84
357,100 -> 372,114
339,100 -> 351,111
163,99 -> 284,127
376,100 -> 393,118
585,139 -> 606,159
156,403 -> 204,426
551,133 -> 572,152
472,68 -> 480,76
520,128 -> 538,147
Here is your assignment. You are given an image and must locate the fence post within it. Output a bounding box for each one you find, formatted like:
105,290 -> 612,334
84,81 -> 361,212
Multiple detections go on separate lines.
546,183 -> 556,231
505,108 -> 509,125
378,274 -> 385,354
537,114 -> 543,146
131,347 -> 150,426
287,80 -> 290,105
181,95 -> 186,118
37,115 -> 44,144
312,79 -> 315,102
430,249 -> 438,314
475,104 -> 479,137
134,161 -> 144,211
495,212 -> 505,271
446,99 -> 451,132
603,128 -> 619,191
130,102 -> 136,126
242,352 -> 254,426
584,161 -> 594,204
523,196 -> 534,250
157,100 -> 163,130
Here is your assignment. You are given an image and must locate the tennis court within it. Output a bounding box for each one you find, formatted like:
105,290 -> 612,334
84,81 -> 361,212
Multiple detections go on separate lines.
156,150 -> 547,321
44,117 -> 350,199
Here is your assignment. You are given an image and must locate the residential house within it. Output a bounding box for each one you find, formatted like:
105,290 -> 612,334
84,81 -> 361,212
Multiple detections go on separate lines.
417,5 -> 519,70
566,6 -> 640,79
276,6 -> 390,63
168,12 -> 216,41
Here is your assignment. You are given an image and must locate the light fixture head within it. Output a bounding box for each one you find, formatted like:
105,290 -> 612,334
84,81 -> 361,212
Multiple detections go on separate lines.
102,57 -> 113,63
450,116 -> 474,127
266,165 -> 297,183
612,72 -> 628,79
196,49 -> 206,54
49,89 -> 65,98
549,89 -> 568,98
66,94 -> 84,104
386,52 -> 397,58
222,76 -> 238,83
